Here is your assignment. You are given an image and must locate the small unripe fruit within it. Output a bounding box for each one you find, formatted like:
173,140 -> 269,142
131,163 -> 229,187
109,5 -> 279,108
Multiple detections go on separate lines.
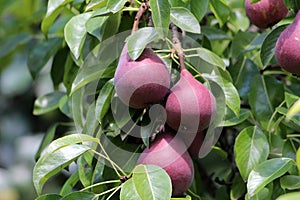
114,44 -> 170,108
165,69 -> 216,133
244,0 -> 288,29
275,11 -> 300,76
137,131 -> 194,197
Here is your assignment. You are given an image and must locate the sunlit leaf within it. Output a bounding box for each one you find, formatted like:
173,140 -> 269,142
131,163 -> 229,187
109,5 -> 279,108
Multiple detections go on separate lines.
41,0 -> 73,34
287,98 -> 300,119
64,12 -> 93,60
196,47 -> 226,70
276,192 -> 300,200
234,126 -> 269,180
120,164 -> 172,200
46,134 -> 99,153
170,7 -> 200,34
247,158 -> 294,197
33,144 -> 91,195
127,27 -> 159,60
149,0 -> 170,38
106,0 -> 127,13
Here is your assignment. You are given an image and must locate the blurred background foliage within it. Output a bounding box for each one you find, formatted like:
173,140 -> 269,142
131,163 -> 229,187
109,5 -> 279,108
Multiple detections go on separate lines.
0,0 -> 68,199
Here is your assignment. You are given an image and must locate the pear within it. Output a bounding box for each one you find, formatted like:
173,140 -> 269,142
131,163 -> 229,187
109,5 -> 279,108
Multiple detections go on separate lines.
182,131 -> 204,158
275,11 -> 300,76
165,69 -> 216,133
114,44 -> 170,108
137,131 -> 194,197
244,0 -> 288,29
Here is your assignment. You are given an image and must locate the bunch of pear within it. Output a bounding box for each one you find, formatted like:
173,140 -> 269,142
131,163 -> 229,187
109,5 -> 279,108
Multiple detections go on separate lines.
114,42 -> 216,196
244,0 -> 300,76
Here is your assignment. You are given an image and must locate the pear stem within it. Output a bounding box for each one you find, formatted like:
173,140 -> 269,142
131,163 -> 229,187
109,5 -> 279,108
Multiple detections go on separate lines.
131,1 -> 150,34
170,22 -> 186,71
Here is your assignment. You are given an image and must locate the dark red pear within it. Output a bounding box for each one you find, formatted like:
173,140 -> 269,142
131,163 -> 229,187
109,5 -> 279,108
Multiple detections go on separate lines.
181,131 -> 204,158
165,69 -> 216,133
245,0 -> 288,29
275,11 -> 300,76
114,44 -> 170,108
137,131 -> 194,197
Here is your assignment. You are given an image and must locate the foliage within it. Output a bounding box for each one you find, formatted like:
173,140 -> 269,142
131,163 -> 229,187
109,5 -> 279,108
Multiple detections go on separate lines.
3,0 -> 300,199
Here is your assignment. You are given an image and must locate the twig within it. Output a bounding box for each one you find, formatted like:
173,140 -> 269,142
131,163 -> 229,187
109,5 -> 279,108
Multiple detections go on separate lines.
170,22 -> 186,71
131,1 -> 150,34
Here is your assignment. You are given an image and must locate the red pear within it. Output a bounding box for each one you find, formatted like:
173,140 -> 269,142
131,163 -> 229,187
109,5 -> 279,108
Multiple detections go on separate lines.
275,11 -> 300,76
114,44 -> 170,108
137,131 -> 194,197
182,131 -> 205,158
165,69 -> 216,133
244,0 -> 288,29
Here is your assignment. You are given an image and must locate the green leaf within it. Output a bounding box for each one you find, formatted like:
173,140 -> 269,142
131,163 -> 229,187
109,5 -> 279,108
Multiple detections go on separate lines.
35,124 -> 58,161
86,15 -> 109,41
170,7 -> 200,34
209,0 -> 230,27
60,171 -> 80,196
234,126 -> 269,180
230,174 -> 246,200
222,108 -> 251,127
190,0 -> 209,22
247,158 -> 294,197
71,65 -> 115,94
276,192 -> 300,200
106,0 -> 126,13
229,58 -> 260,101
296,147 -> 300,171
0,33 -> 32,59
230,31 -> 258,58
59,95 -> 72,118
260,25 -> 288,67
201,26 -> 232,41
62,191 -> 96,200
96,79 -> 114,122
204,70 -> 240,116
120,164 -> 172,200
33,92 -> 65,115
285,92 -> 299,108
41,0 -> 73,35
46,134 -> 99,153
33,144 -> 91,195
86,0 -> 108,11
249,75 -> 284,129
280,175 -> 300,189
287,98 -> 300,119
102,135 -> 141,172
195,47 -> 226,70
27,37 -> 62,79
78,153 -> 94,187
64,12 -> 93,60
149,0 -> 171,38
51,47 -> 68,89
35,194 -> 62,200
171,196 -> 192,200
127,27 -> 159,60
